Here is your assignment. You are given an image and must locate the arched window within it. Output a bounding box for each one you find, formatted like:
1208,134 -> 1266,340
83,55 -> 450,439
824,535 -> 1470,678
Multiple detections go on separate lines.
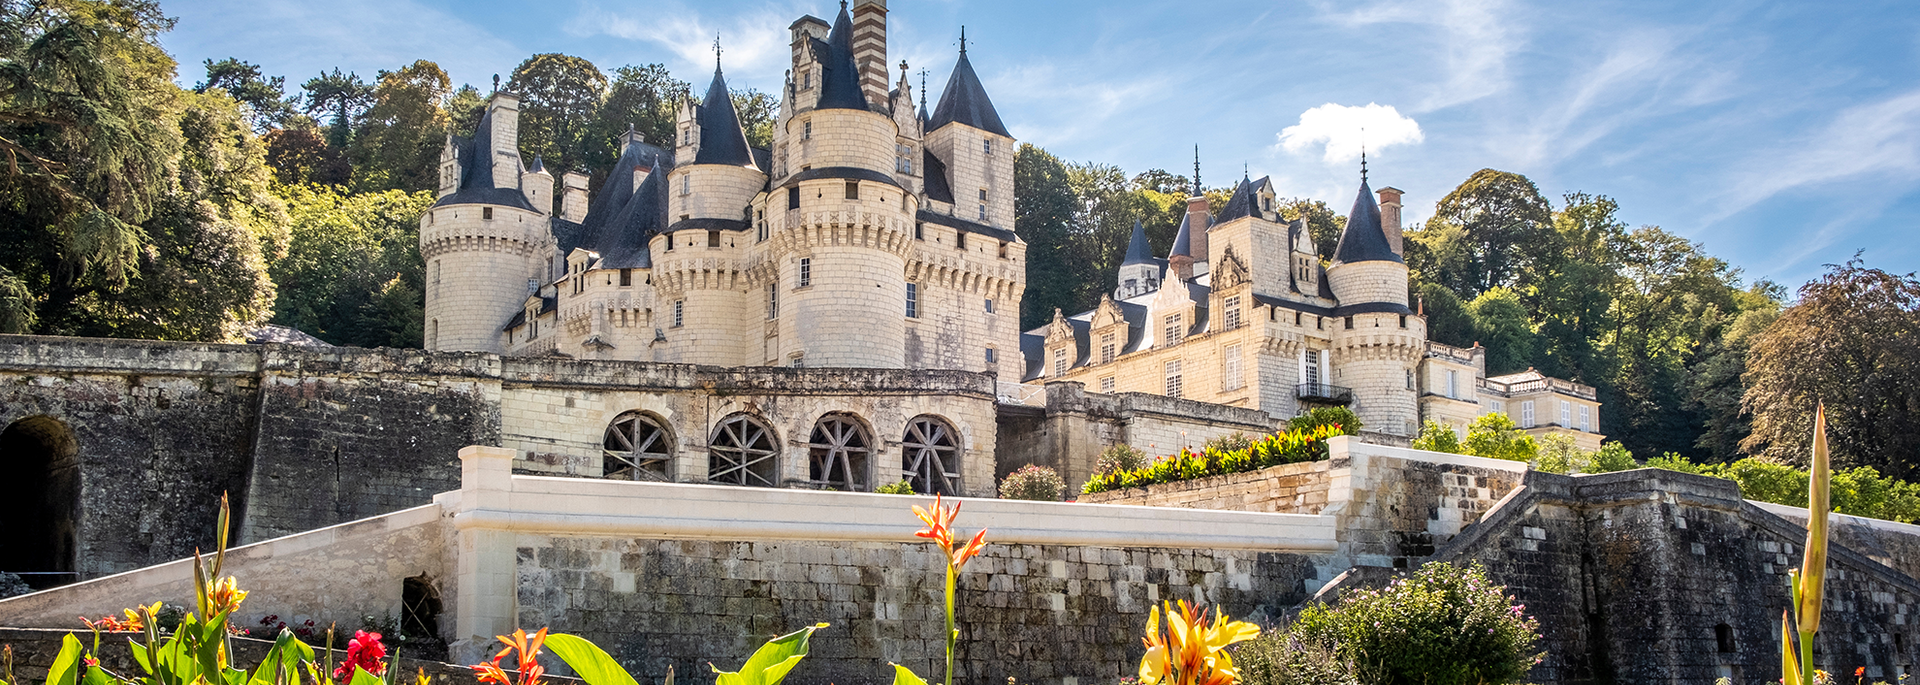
603,412 -> 672,481
1714,623 -> 1735,653
807,413 -> 871,491
902,416 -> 961,495
0,416 -> 79,589
709,414 -> 779,487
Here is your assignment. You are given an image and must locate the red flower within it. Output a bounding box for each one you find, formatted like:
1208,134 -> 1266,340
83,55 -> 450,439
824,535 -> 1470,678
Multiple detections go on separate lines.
912,494 -> 988,571
333,630 -> 389,680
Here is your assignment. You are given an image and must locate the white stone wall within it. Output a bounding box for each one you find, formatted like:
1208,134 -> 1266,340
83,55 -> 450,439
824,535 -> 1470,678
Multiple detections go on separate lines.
652,235 -> 754,366
1325,260 -> 1410,306
668,164 -> 767,221
1331,314 -> 1425,435
925,124 -> 1015,229
422,204 -> 544,353
787,109 -> 897,172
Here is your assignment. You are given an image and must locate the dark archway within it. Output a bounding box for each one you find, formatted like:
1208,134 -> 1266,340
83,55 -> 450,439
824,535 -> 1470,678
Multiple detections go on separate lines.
0,416 -> 80,589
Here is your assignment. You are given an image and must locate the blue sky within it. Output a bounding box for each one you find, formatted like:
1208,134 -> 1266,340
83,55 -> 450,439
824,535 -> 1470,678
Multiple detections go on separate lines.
159,0 -> 1920,290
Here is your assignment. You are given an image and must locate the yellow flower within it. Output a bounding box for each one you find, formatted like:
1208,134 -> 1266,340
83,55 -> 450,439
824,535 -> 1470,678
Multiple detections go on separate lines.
209,576 -> 248,616
1138,601 -> 1260,685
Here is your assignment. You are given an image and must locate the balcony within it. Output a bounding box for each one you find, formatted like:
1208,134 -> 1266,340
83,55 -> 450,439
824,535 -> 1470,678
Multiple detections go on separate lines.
1295,383 -> 1354,405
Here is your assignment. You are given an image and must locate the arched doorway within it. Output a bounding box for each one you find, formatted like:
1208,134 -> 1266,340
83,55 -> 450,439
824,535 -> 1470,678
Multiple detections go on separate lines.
0,416 -> 79,589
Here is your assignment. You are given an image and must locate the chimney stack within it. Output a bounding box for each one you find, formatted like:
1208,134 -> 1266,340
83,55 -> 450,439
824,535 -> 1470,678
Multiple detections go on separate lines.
1377,187 -> 1404,256
1186,194 -> 1211,264
852,0 -> 888,110
560,171 -> 590,222
486,91 -> 522,190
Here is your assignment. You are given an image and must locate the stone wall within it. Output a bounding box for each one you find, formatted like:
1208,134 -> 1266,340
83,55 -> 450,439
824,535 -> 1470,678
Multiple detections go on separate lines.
991,382 -> 1277,492
1078,460 -> 1332,514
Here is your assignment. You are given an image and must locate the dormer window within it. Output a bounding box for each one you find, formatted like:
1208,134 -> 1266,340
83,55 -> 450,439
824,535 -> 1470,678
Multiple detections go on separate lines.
1164,314 -> 1184,346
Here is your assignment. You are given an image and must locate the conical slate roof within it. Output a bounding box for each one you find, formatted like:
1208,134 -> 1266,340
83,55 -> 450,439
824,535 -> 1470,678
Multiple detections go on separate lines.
433,105 -> 535,211
1332,179 -> 1402,264
1168,214 -> 1193,259
1122,219 -> 1154,265
928,51 -> 1010,137
815,4 -> 868,111
1214,176 -> 1257,224
694,66 -> 757,168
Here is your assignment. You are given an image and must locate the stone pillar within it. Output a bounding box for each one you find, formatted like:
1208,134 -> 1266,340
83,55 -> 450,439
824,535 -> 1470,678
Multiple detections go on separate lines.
451,445 -> 517,664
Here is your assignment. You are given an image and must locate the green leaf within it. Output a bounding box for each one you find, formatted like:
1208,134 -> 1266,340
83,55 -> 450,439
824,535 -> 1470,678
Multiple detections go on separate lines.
79,660 -> 114,685
888,664 -> 928,685
349,666 -> 386,685
709,624 -> 829,685
544,634 -> 639,685
44,634 -> 83,685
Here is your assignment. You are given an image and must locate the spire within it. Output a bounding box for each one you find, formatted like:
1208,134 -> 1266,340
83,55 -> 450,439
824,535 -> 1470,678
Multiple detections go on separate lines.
1331,174 -> 1402,264
959,26 -> 967,56
1192,145 -> 1201,197
528,155 -> 546,174
815,2 -> 869,110
917,68 -> 930,123
692,61 -> 756,168
1122,219 -> 1153,266
1361,146 -> 1369,183
928,32 -> 1011,137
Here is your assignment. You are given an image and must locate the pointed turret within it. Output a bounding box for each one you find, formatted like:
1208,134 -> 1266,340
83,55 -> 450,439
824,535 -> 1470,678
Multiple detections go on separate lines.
1214,175 -> 1256,224
816,2 -> 868,111
1116,219 -> 1161,298
1122,219 -> 1153,265
1167,214 -> 1195,281
928,39 -> 1010,137
1332,177 -> 1402,264
694,65 -> 757,168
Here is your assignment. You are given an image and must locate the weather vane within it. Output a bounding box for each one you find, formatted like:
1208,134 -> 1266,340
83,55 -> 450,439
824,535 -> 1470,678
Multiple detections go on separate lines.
959,26 -> 967,55
713,34 -> 723,68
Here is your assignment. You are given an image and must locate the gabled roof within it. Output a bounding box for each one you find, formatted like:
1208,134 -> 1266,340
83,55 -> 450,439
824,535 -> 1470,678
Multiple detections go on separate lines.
1332,178 -> 1403,264
434,106 -> 536,211
1121,219 -> 1154,266
1213,176 -> 1255,224
814,4 -> 868,111
569,140 -> 671,269
928,51 -> 1010,137
693,66 -> 757,168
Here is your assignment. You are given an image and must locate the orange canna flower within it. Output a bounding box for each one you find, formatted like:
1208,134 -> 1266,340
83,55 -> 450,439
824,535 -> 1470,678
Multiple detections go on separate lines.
471,658 -> 514,685
1138,600 -> 1260,685
208,576 -> 248,616
913,494 -> 989,572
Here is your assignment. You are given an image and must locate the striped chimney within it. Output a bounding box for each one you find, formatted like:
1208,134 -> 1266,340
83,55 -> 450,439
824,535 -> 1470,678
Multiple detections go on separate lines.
852,0 -> 888,110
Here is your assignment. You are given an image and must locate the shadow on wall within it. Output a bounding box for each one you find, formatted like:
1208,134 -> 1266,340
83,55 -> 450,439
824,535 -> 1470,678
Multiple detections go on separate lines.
0,416 -> 79,590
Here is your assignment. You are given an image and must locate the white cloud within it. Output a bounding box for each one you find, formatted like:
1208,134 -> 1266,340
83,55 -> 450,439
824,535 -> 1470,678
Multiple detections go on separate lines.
1313,0 -> 1523,112
566,2 -> 806,84
1277,103 -> 1424,163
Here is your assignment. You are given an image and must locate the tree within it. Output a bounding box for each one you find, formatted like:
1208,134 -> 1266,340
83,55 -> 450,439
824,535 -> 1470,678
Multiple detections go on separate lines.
1687,282 -> 1783,462
0,0 -> 182,332
1275,198 -> 1344,260
265,126 -> 349,186
1466,287 -> 1535,375
300,68 -> 373,151
1427,169 -> 1553,298
1070,161 -> 1155,306
1412,420 -> 1463,454
1462,413 -> 1538,462
731,88 -> 776,149
1525,193 -> 1626,384
1014,144 -> 1081,329
1742,260 -> 1920,478
507,53 -> 606,177
269,184 -> 433,347
447,85 -> 486,138
195,57 -> 292,130
1605,226 -> 1745,460
349,60 -> 451,193
1412,279 -> 1475,348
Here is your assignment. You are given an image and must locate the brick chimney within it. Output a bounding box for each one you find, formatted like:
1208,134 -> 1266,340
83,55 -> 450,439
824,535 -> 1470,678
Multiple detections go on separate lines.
1186,194 -> 1211,264
1377,187 -> 1404,256
852,0 -> 888,110
559,171 -> 589,222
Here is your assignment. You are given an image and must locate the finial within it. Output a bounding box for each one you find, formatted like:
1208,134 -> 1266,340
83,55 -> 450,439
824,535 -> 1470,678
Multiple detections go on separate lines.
491,74 -> 499,93
1192,145 -> 1201,196
714,34 -> 723,69
1360,127 -> 1368,183
899,59 -> 909,81
918,68 -> 930,105
959,26 -> 967,56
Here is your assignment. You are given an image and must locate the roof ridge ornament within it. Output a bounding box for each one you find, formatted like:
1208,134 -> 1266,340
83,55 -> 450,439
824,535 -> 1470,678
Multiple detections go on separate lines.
1192,145 -> 1201,196
959,26 -> 967,56
1360,127 -> 1368,183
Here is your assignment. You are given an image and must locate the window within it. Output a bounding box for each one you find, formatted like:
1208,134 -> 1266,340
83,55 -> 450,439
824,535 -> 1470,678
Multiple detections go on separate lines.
482,207 -> 493,220
766,283 -> 778,319
788,187 -> 801,209
429,319 -> 438,349
1399,314 -> 1408,328
1561,400 -> 1572,427
1521,400 -> 1536,428
1223,344 -> 1243,390
1715,624 -> 1736,654
1490,400 -> 1505,416
914,223 -> 924,240
432,260 -> 441,289
1224,296 -> 1242,330
807,413 -> 871,491
998,242 -> 1008,259
664,233 -> 674,251
1406,369 -> 1415,390
906,282 -> 918,318
620,268 -> 632,286
902,416 -> 962,495
672,300 -> 684,328
803,71 -> 811,89
1099,376 -> 1115,393
1163,314 -> 1184,346
790,356 -> 805,368
798,258 -> 811,287
984,139 -> 993,155
1303,349 -> 1321,387
757,209 -> 767,242
1164,360 -> 1183,398
1344,316 -> 1354,329
985,298 -> 994,313
845,181 -> 859,200
1446,370 -> 1458,398
985,347 -> 996,363
709,414 -> 779,487
707,230 -> 721,247
803,121 -> 812,139
955,231 -> 968,250
603,412 -> 672,481
682,175 -> 691,195
1099,333 -> 1116,364
1052,347 -> 1068,376
978,204 -> 988,221
681,130 -> 689,146
1579,405 -> 1591,432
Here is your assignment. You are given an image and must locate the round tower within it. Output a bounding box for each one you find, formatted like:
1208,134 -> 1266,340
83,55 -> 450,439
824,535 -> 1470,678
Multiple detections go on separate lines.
421,91 -> 547,353
1326,174 -> 1422,435
763,2 -> 912,369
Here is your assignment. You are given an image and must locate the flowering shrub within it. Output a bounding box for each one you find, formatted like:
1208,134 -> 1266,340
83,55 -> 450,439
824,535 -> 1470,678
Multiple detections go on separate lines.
1287,408 -> 1361,436
1289,562 -> 1541,685
1081,425 -> 1345,495
999,465 -> 1065,501
874,479 -> 916,494
1094,444 -> 1149,477
1232,633 -> 1354,685
1137,600 -> 1260,685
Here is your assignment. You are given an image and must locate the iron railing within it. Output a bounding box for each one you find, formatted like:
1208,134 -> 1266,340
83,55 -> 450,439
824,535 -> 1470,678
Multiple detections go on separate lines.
1295,383 -> 1354,404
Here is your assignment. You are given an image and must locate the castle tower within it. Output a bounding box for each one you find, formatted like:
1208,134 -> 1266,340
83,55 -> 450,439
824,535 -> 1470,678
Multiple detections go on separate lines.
421,90 -> 547,353
852,0 -> 889,109
767,2 -> 914,368
1115,220 -> 1160,298
656,59 -> 767,365
1326,166 -> 1423,435
924,36 -> 1014,230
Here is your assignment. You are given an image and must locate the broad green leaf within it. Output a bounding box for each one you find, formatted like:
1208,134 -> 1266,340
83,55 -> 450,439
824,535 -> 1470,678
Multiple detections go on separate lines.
888,664 -> 928,685
349,666 -> 386,685
544,634 -> 640,685
710,624 -> 828,685
79,660 -> 114,685
44,635 -> 82,685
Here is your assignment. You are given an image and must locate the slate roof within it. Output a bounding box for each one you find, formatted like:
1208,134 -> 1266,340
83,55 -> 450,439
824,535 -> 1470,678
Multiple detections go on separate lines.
567,141 -> 671,270
693,67 -> 757,168
1168,214 -> 1193,259
1213,176 -> 1257,224
814,4 -> 868,111
1121,219 -> 1154,266
916,209 -> 1018,243
433,107 -> 536,212
922,149 -> 954,203
928,51 -> 1010,137
1332,179 -> 1402,264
